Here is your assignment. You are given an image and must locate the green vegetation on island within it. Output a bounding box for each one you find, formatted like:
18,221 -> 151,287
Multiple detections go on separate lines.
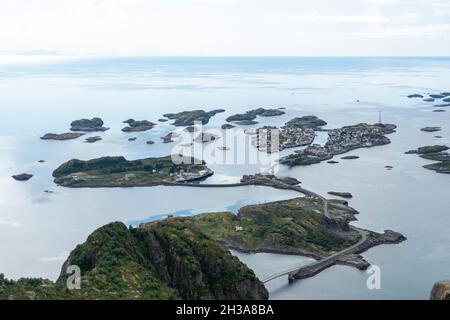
186,198 -> 358,257
53,156 -> 213,187
163,109 -> 225,126
226,108 -> 285,123
122,119 -> 156,132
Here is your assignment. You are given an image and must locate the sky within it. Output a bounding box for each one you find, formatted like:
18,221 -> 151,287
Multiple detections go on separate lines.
0,0 -> 449,56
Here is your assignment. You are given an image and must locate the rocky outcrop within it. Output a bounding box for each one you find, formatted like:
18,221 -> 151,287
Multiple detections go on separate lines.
163,109 -> 225,126
12,173 -> 33,181
122,119 -> 156,132
421,127 -> 441,133
84,136 -> 102,143
328,192 -> 353,199
70,118 -> 109,132
405,145 -> 450,174
226,108 -> 285,123
284,116 -> 327,129
236,120 -> 258,125
408,94 -> 424,98
222,123 -> 235,130
430,281 -> 450,300
40,133 -> 85,140
160,132 -> 180,143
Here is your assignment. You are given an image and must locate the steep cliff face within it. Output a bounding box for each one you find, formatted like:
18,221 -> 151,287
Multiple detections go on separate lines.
0,221 -> 267,300
430,281 -> 450,300
139,219 -> 268,300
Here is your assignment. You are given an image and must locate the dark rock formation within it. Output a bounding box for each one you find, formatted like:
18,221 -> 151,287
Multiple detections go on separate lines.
407,94 -> 424,98
421,127 -> 441,132
70,118 -> 109,132
163,109 -> 225,126
341,155 -> 359,160
12,173 -> 33,181
236,120 -> 259,125
122,120 -> 156,132
284,115 -> 327,129
221,123 -> 235,130
40,133 -> 85,141
160,132 -> 179,143
328,192 -> 353,199
84,136 -> 102,143
226,108 -> 285,123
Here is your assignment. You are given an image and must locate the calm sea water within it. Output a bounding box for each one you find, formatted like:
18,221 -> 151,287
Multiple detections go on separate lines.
1,56 -> 450,299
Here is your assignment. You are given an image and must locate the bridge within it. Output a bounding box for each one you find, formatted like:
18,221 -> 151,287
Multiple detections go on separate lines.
262,227 -> 368,283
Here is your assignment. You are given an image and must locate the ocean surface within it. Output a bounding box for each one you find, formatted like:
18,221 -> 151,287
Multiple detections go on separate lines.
1,56 -> 450,299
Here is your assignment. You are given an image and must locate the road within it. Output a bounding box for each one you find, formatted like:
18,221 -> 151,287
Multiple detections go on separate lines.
262,227 -> 368,283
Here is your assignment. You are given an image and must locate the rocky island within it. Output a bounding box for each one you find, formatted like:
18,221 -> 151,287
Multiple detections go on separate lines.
122,119 -> 156,132
40,133 -> 85,141
84,136 -> 102,143
420,127 -> 441,133
52,155 -> 214,187
0,221 -> 267,300
163,109 -> 225,126
279,123 -> 396,167
11,173 -> 33,181
70,118 -> 109,132
226,108 -> 285,123
405,145 -> 450,174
